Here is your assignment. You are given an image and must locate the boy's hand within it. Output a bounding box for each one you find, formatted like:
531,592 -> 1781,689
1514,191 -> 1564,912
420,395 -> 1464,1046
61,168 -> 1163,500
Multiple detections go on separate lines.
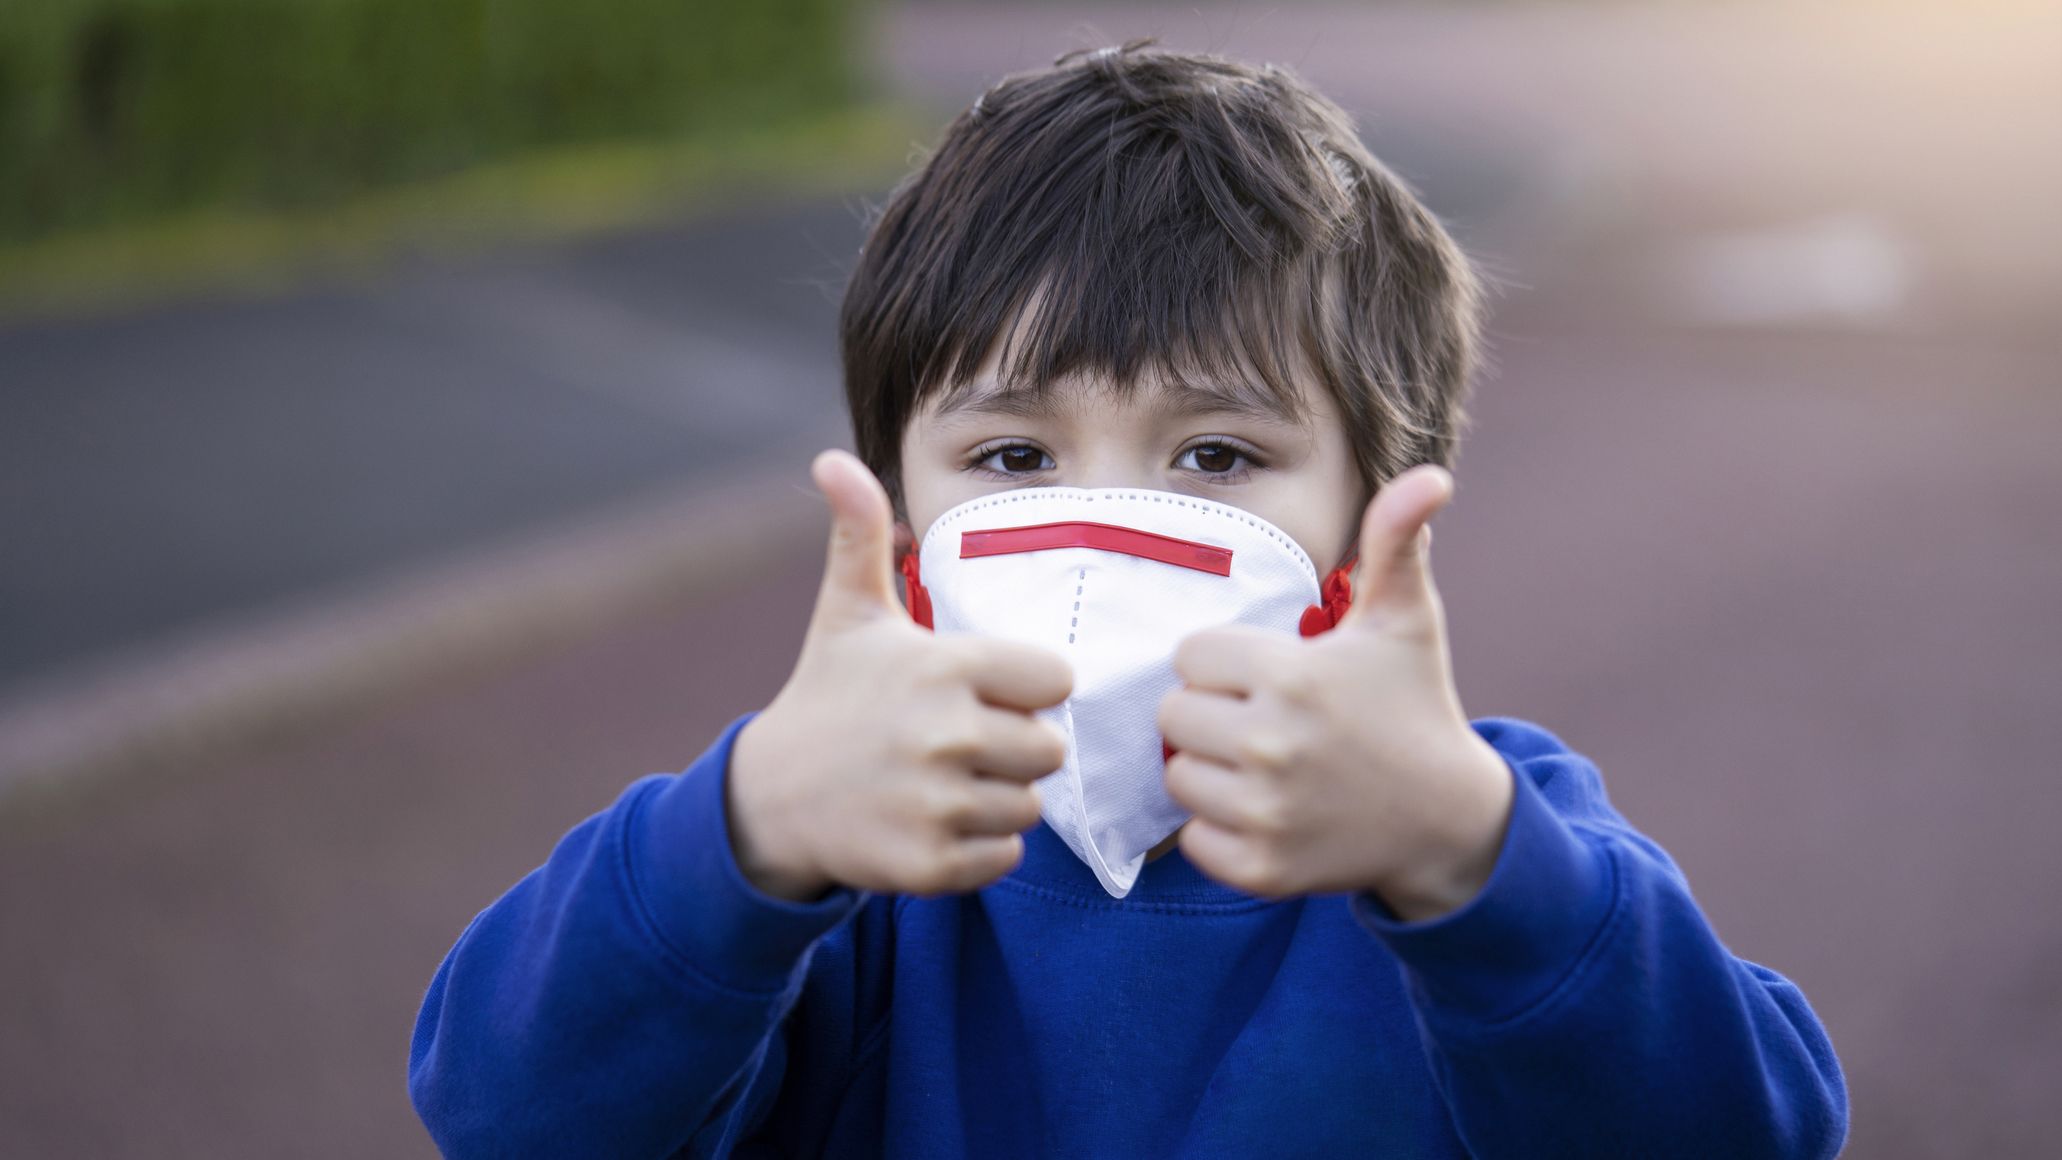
1156,466 -> 1515,920
726,450 -> 1072,902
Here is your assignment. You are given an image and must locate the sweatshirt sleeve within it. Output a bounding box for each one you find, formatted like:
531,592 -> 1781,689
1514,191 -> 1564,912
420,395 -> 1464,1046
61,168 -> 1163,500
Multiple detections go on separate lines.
407,712 -> 866,1158
1351,717 -> 1848,1159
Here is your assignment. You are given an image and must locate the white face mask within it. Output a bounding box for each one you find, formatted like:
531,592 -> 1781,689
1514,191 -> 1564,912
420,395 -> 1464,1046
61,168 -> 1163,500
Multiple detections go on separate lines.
900,488 -> 1354,898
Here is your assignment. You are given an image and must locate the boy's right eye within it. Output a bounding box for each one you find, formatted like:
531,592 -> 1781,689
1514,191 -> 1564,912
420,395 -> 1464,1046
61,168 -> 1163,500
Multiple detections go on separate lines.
970,443 -> 1055,476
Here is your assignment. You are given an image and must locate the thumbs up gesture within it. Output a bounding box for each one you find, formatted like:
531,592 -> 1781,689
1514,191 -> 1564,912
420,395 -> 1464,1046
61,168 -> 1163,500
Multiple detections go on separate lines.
727,450 -> 1073,901
1155,465 -> 1516,919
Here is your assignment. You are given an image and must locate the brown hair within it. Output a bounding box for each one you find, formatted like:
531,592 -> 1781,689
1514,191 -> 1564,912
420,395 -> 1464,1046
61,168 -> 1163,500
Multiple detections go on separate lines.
838,40 -> 1487,507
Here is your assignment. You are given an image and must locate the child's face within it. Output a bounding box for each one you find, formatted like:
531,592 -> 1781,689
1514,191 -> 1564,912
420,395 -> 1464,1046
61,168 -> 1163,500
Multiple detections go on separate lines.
897,340 -> 1366,574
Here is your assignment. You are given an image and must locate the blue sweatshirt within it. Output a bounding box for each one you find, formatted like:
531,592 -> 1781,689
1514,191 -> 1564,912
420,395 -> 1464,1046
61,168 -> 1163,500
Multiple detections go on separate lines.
408,713 -> 1847,1158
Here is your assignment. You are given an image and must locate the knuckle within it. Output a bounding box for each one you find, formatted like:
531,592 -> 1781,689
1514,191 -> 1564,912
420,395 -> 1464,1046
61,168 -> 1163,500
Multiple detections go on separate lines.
882,847 -> 932,894
1235,729 -> 1298,771
1419,591 -> 1450,633
1244,789 -> 1292,837
1007,790 -> 1044,831
913,713 -> 982,764
980,785 -> 1036,832
915,640 -> 972,685
1235,848 -> 1293,897
1393,609 -> 1441,643
1154,690 -> 1187,736
1031,722 -> 1068,770
973,641 -> 1071,706
931,785 -> 978,830
1028,649 -> 1075,699
1174,626 -> 1236,676
929,841 -> 998,894
1371,598 -> 1444,644
904,847 -> 961,896
1162,754 -> 1198,805
1267,661 -> 1320,705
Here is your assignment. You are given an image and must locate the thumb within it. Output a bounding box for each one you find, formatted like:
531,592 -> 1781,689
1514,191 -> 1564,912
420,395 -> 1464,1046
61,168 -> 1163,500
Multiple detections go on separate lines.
809,449 -> 900,625
1336,464 -> 1454,630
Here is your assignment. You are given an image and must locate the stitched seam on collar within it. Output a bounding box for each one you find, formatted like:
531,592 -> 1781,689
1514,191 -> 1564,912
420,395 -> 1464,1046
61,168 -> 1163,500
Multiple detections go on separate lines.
993,874 -> 1276,914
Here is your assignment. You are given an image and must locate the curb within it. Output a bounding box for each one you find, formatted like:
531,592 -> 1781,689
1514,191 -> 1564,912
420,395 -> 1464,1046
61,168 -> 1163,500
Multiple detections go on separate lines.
0,440 -> 841,804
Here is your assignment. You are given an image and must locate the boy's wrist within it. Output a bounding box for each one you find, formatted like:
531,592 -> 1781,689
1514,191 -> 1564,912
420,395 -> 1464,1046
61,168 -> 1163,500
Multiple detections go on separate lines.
1368,734 -> 1516,922
727,712 -> 835,902
626,714 -> 864,995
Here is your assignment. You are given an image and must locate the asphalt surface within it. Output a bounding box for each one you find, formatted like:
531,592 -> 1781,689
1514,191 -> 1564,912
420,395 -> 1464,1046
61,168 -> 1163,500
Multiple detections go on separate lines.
4,3 -> 2060,1156
0,198 -> 867,691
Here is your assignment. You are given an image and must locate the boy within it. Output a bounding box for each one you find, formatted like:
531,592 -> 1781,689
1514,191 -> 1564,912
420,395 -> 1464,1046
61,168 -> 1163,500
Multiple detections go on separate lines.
409,44 -> 1846,1157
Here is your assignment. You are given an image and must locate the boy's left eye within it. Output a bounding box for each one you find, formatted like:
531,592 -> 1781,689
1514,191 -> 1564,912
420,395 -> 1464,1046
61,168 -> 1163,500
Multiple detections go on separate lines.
970,443 -> 1055,475
1177,442 -> 1254,476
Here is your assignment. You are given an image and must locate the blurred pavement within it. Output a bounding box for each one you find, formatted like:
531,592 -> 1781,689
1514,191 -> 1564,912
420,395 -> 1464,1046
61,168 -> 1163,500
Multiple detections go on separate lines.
3,3 -> 2060,1156
0,199 -> 865,691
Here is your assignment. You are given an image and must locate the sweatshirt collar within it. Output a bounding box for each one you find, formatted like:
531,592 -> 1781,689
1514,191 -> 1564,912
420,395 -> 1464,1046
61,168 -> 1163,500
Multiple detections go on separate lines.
1008,817 -> 1263,906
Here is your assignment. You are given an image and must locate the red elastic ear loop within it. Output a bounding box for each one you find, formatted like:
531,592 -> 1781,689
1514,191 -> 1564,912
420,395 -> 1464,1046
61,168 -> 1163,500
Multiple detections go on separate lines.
1299,558 -> 1356,637
897,550 -> 934,630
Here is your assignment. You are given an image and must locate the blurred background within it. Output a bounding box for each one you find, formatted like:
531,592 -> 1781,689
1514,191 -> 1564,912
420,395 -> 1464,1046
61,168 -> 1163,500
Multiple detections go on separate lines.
2,0 -> 2057,1154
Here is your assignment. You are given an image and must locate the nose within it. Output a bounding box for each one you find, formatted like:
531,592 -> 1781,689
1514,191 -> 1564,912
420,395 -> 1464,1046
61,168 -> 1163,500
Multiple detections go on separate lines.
1052,443 -> 1163,493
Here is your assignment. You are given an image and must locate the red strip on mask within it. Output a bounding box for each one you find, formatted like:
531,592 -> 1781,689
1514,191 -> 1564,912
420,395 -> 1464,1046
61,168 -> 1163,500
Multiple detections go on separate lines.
959,521 -> 1234,576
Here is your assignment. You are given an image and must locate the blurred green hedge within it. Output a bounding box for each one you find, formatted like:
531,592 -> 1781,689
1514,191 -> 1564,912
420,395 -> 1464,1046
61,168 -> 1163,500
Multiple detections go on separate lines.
0,0 -> 858,244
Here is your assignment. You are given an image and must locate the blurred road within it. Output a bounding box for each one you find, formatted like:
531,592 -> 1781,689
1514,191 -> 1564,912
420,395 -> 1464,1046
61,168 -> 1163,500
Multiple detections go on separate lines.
0,201 -> 863,691
3,2 -> 2059,1157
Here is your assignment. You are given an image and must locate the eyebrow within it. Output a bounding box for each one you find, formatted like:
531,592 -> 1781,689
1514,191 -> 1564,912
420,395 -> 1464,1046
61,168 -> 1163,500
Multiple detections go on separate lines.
932,378 -> 1303,426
